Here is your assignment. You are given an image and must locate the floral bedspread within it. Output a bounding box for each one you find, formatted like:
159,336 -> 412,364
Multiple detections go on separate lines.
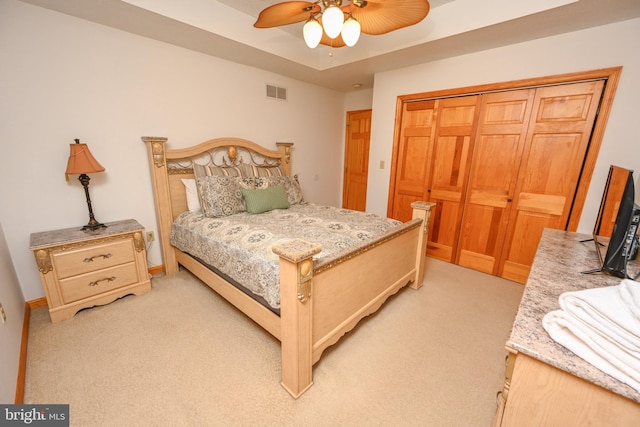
170,203 -> 402,309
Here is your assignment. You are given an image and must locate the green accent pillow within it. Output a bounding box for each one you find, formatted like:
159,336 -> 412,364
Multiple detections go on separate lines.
242,185 -> 290,214
254,175 -> 304,205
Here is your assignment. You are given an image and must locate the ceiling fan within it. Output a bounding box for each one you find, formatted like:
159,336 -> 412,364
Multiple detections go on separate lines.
254,0 -> 431,49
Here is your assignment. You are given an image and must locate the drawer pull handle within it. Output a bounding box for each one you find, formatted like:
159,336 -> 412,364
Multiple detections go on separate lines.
83,253 -> 112,263
88,276 -> 116,287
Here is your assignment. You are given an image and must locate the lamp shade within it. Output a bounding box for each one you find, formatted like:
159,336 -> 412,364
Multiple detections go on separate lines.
341,16 -> 361,47
303,17 -> 323,48
65,140 -> 105,175
322,5 -> 344,39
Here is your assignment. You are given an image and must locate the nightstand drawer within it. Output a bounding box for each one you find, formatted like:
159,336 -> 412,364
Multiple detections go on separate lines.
53,239 -> 135,279
59,262 -> 139,303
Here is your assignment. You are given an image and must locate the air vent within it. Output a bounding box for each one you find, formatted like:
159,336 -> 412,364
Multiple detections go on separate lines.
266,84 -> 287,101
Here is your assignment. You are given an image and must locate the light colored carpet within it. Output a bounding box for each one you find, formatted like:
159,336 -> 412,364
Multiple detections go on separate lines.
24,258 -> 523,426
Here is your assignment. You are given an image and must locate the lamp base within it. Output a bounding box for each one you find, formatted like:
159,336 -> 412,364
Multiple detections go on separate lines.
77,173 -> 106,232
82,219 -> 106,231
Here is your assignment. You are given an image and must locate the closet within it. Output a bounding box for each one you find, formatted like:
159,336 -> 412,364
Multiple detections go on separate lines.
387,69 -> 621,283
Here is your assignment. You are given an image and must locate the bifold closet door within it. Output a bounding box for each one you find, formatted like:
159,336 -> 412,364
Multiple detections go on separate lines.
388,77 -> 606,283
388,100 -> 437,222
388,96 -> 481,261
456,89 -> 535,274
498,80 -> 605,282
425,96 -> 481,262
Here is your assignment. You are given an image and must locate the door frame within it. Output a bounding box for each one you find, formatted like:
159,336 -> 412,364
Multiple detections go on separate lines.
388,67 -> 622,230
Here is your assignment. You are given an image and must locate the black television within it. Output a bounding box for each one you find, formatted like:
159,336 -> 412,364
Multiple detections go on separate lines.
584,168 -> 640,278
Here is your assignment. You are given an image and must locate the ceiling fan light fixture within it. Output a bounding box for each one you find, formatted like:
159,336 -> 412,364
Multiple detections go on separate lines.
303,16 -> 323,48
341,15 -> 361,47
322,4 -> 344,39
253,0 -> 431,50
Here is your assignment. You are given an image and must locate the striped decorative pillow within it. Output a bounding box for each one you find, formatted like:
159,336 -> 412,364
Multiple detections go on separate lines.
193,163 -> 243,178
241,164 -> 284,177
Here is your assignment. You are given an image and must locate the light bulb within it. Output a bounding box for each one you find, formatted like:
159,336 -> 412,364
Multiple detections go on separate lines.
341,16 -> 361,47
303,17 -> 322,48
322,5 -> 344,39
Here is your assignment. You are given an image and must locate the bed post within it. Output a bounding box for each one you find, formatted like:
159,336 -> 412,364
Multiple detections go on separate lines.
272,239 -> 322,399
410,201 -> 435,289
276,142 -> 293,176
141,136 -> 179,275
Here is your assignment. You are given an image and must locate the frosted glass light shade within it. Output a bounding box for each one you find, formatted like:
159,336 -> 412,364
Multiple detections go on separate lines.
341,17 -> 361,47
322,5 -> 344,39
303,18 -> 322,48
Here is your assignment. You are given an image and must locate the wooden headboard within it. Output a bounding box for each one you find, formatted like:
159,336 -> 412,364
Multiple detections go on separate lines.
142,136 -> 293,273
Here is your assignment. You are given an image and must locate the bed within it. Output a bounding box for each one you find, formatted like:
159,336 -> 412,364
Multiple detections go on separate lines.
142,136 -> 434,398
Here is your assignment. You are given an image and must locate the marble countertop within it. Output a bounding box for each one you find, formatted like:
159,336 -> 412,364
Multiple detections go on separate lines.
507,228 -> 640,403
30,219 -> 143,249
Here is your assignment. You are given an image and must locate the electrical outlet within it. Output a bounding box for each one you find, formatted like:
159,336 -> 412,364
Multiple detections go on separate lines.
145,231 -> 155,242
0,303 -> 6,324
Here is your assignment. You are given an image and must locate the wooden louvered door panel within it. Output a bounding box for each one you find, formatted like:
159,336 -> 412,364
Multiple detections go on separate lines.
388,100 -> 437,222
342,109 -> 371,211
498,80 -> 605,282
456,89 -> 535,274
426,96 -> 481,262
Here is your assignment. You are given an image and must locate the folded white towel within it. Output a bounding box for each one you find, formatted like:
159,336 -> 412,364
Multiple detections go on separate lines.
620,279 -> 640,323
559,279 -> 640,353
543,309 -> 640,393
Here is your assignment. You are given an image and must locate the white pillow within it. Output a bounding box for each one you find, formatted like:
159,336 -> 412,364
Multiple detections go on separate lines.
181,179 -> 201,212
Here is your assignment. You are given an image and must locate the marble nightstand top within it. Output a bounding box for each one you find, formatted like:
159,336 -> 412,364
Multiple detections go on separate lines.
30,219 -> 144,249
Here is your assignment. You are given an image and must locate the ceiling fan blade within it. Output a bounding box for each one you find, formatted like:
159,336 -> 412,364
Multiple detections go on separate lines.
344,0 -> 430,35
254,1 -> 321,28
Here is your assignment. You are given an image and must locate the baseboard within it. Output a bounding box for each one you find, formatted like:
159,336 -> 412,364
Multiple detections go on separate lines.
14,302 -> 30,404
28,297 -> 47,309
16,265 -> 164,403
149,265 -> 165,276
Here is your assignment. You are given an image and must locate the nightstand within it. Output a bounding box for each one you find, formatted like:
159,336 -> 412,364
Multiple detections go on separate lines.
30,219 -> 151,322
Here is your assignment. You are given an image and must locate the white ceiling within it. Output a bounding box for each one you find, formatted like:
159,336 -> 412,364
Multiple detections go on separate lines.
18,0 -> 640,92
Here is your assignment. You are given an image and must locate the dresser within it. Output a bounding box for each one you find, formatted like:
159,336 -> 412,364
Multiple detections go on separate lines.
30,219 -> 151,322
494,229 -> 640,426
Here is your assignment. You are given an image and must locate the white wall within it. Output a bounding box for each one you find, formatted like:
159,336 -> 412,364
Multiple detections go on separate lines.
367,18 -> 640,234
0,222 -> 25,403
0,0 -> 346,301
344,89 -> 373,112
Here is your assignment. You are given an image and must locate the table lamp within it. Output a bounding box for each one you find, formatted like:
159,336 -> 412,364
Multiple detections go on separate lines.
65,138 -> 106,231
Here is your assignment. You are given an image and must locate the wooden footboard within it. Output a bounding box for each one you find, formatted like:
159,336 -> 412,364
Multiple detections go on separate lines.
274,202 -> 433,398
142,136 -> 434,398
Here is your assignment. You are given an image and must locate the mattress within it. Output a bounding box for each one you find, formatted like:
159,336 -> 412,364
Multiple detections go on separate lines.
170,203 -> 402,309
